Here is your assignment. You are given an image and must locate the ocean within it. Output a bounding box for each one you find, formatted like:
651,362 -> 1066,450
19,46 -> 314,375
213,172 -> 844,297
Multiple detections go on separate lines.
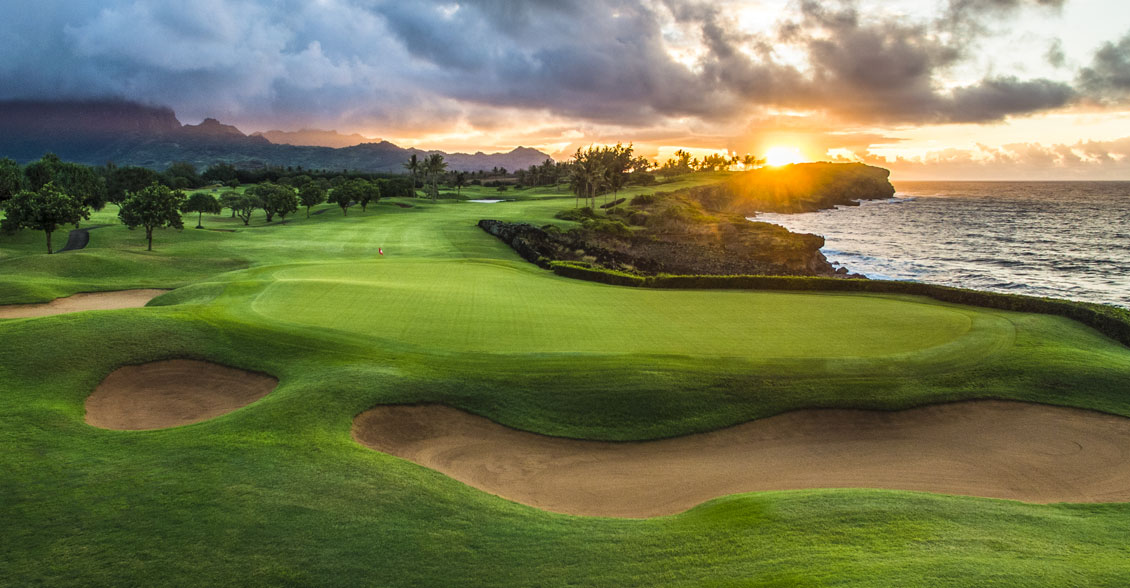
754,181 -> 1130,308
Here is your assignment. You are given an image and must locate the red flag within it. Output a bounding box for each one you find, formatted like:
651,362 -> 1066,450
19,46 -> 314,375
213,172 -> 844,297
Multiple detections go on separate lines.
378,248 -> 384,255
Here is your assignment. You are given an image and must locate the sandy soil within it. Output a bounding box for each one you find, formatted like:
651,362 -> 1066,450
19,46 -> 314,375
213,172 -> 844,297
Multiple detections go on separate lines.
0,290 -> 167,319
353,401 -> 1130,517
86,360 -> 277,430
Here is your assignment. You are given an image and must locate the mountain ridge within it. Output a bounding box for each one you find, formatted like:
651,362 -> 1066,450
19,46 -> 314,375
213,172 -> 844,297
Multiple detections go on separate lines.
0,99 -> 553,172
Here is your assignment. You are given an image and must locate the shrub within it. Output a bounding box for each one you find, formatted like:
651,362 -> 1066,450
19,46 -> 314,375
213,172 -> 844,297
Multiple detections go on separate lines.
627,212 -> 649,226
581,218 -> 631,237
549,261 -> 646,287
554,207 -> 597,222
630,193 -> 656,206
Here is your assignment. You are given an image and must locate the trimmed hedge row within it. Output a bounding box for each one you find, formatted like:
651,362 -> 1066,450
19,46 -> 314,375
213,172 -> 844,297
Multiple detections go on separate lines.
549,261 -> 648,287
549,263 -> 1130,347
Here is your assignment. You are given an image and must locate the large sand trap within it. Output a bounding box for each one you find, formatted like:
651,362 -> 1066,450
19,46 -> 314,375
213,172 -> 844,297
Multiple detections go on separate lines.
354,401 -> 1130,517
86,360 -> 277,430
0,289 -> 167,319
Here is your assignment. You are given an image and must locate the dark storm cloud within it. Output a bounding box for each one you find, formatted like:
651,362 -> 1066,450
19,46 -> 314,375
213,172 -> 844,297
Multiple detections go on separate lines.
1079,32 -> 1130,99
0,0 -> 1099,130
772,1 -> 1075,123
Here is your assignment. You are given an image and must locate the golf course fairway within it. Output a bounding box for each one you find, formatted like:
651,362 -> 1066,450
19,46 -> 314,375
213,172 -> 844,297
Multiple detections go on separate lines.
3,181 -> 1130,586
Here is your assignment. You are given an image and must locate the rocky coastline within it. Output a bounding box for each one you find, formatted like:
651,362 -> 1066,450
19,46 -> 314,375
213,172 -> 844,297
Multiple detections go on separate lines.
479,163 -> 897,278
685,162 -> 896,215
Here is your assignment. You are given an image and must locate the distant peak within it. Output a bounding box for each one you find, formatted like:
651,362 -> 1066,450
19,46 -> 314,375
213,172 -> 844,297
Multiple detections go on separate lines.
254,128 -> 380,148
181,117 -> 247,138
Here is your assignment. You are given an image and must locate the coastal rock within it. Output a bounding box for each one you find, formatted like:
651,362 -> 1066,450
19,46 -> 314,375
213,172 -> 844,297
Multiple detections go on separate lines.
683,162 -> 896,215
478,215 -> 839,277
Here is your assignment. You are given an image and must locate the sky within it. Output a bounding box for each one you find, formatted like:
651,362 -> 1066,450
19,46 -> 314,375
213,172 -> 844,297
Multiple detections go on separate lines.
2,0 -> 1130,179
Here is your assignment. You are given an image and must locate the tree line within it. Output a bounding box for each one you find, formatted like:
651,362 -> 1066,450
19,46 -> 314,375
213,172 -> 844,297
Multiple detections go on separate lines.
0,154 -> 408,253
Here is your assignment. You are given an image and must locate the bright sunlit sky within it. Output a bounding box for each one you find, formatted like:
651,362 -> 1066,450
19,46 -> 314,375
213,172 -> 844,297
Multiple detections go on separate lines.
3,0 -> 1130,179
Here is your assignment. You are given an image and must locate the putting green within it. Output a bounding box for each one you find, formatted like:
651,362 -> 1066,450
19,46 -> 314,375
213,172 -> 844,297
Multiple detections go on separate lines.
250,260 -> 978,357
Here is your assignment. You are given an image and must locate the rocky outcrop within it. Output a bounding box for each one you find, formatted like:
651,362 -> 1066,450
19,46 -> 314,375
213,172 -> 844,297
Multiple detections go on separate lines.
684,162 -> 895,215
179,118 -> 269,144
479,164 -> 894,278
478,218 -> 844,277
0,99 -> 182,138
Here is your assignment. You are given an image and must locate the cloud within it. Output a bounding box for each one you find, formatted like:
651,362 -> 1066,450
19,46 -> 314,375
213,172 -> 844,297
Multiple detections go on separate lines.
839,136 -> 1130,180
774,1 -> 1076,124
0,0 -> 1114,137
1079,32 -> 1130,100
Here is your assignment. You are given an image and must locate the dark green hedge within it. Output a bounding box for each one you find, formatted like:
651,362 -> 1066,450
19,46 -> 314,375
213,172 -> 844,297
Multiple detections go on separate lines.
549,261 -> 647,287
549,264 -> 1130,347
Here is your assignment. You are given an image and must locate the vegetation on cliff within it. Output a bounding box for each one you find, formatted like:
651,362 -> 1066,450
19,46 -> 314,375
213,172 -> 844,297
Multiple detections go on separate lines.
683,162 -> 896,214
482,163 -> 896,277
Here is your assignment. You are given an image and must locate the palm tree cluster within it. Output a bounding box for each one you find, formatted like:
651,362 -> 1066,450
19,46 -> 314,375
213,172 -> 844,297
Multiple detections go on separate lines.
568,143 -> 643,208
421,153 -> 447,201
402,153 -> 448,200
513,159 -> 570,188
659,150 -> 765,177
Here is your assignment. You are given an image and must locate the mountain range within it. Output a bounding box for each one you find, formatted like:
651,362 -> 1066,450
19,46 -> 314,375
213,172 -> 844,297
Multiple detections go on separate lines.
250,129 -> 381,149
0,100 -> 553,173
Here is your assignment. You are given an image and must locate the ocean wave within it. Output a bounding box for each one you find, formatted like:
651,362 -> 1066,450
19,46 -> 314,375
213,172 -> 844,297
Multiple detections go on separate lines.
760,181 -> 1130,307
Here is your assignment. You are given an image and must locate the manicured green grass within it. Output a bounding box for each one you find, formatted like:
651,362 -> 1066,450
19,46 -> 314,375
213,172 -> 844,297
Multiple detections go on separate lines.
250,261 -> 974,356
2,174 -> 1130,586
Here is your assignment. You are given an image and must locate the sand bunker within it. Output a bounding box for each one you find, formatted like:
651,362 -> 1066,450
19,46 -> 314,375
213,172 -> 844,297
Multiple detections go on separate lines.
86,360 -> 277,430
0,289 -> 167,319
354,401 -> 1130,517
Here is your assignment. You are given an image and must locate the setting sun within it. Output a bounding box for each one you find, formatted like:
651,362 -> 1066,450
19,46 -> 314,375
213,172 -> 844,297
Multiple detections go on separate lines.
764,146 -> 808,167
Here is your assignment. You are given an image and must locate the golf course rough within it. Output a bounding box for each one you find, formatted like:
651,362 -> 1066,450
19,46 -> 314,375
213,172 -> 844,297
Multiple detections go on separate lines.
3,178 -> 1130,586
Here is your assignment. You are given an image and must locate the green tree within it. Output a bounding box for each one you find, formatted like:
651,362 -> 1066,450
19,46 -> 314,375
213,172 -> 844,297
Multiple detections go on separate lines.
659,149 -> 694,178
23,153 -> 62,190
25,154 -> 108,211
201,163 -> 238,185
298,182 -> 326,217
422,153 -> 447,201
233,195 -> 260,225
741,153 -> 766,169
328,179 -> 378,214
403,153 -> 421,195
248,182 -> 298,222
182,192 -> 222,228
164,162 -> 202,189
600,143 -> 633,204
1,183 -> 90,254
118,183 -> 186,251
328,184 -> 354,215
356,180 -> 380,212
0,157 -> 22,208
106,166 -> 163,203
454,171 -> 467,195
700,153 -> 729,172
219,191 -> 242,218
569,146 -> 607,208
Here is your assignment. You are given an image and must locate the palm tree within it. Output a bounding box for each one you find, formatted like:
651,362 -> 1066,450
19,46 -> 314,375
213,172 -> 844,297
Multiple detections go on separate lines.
454,171 -> 467,195
423,153 -> 447,201
568,146 -> 606,208
403,154 -> 420,197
